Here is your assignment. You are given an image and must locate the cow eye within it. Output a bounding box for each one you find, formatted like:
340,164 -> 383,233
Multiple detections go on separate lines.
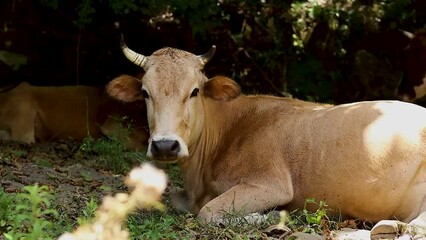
190,88 -> 199,98
141,89 -> 150,99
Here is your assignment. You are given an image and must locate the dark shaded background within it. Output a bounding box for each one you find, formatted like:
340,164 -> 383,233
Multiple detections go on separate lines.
0,0 -> 425,103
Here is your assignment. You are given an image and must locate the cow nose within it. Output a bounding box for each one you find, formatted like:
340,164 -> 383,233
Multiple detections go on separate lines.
151,139 -> 181,159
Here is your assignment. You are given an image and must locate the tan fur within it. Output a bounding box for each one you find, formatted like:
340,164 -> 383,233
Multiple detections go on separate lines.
204,76 -> 241,101
0,82 -> 148,150
108,46 -> 426,224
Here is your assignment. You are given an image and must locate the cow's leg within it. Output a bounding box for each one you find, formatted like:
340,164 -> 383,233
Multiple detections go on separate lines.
197,182 -> 293,224
34,111 -> 50,141
0,123 -> 11,140
1,98 -> 38,143
9,110 -> 37,143
169,188 -> 191,213
11,121 -> 35,143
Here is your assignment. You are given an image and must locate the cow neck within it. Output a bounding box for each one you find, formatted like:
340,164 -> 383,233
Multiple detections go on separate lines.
178,96 -> 242,209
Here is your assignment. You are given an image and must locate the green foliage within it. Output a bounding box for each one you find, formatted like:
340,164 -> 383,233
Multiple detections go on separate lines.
0,188 -> 14,233
32,0 -> 425,101
287,198 -> 337,235
74,0 -> 96,27
39,0 -> 220,35
287,56 -> 337,102
302,198 -> 328,227
2,185 -> 59,240
39,0 -> 58,9
0,50 -> 28,71
382,0 -> 415,27
108,0 -> 139,15
20,0 -> 426,101
151,0 -> 221,36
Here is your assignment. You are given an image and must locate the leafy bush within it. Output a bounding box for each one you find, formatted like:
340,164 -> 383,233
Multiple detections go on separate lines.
4,0 -> 422,102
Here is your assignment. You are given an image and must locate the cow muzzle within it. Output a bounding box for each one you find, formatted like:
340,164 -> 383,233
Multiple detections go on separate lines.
147,135 -> 189,161
151,139 -> 180,157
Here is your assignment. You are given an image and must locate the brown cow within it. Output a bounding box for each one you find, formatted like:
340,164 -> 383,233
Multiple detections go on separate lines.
107,42 -> 426,227
397,30 -> 426,102
0,82 -> 148,149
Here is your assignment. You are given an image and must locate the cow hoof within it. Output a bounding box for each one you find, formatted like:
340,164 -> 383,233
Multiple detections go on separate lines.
241,212 -> 270,225
197,211 -> 275,226
168,188 -> 190,212
370,220 -> 408,240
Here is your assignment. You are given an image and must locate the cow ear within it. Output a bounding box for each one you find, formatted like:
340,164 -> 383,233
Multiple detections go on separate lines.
204,76 -> 241,101
107,75 -> 143,102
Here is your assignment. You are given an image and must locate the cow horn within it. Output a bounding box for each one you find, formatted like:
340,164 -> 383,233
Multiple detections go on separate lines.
198,45 -> 216,65
120,35 -> 147,69
400,29 -> 415,39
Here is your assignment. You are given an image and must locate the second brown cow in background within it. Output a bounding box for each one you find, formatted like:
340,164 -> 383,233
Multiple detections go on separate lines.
0,82 -> 149,150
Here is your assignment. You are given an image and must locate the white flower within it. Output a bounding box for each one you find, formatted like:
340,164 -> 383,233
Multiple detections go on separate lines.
127,163 -> 168,194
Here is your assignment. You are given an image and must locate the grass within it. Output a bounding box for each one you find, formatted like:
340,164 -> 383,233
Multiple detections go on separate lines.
126,208 -> 277,240
76,196 -> 98,226
0,179 -> 337,239
78,116 -> 149,173
79,136 -> 145,174
0,123 -> 340,239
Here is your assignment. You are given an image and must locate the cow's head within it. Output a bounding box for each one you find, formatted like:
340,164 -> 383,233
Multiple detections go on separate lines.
107,39 -> 240,162
397,30 -> 426,102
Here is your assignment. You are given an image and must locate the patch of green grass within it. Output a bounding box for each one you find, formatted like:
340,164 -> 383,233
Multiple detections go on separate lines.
125,200 -> 278,240
76,195 -> 99,226
79,136 -> 148,174
0,148 -> 28,163
10,149 -> 28,158
125,198 -> 339,239
163,163 -> 184,188
79,118 -> 151,174
34,156 -> 54,168
127,210 -> 185,240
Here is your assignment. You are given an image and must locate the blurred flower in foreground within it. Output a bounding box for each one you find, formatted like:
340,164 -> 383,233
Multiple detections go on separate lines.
58,163 -> 168,240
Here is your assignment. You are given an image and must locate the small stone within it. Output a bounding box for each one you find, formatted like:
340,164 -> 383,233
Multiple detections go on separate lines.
370,220 -> 408,239
333,228 -> 371,240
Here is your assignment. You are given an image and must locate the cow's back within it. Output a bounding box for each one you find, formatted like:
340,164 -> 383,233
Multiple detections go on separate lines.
32,85 -> 105,141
